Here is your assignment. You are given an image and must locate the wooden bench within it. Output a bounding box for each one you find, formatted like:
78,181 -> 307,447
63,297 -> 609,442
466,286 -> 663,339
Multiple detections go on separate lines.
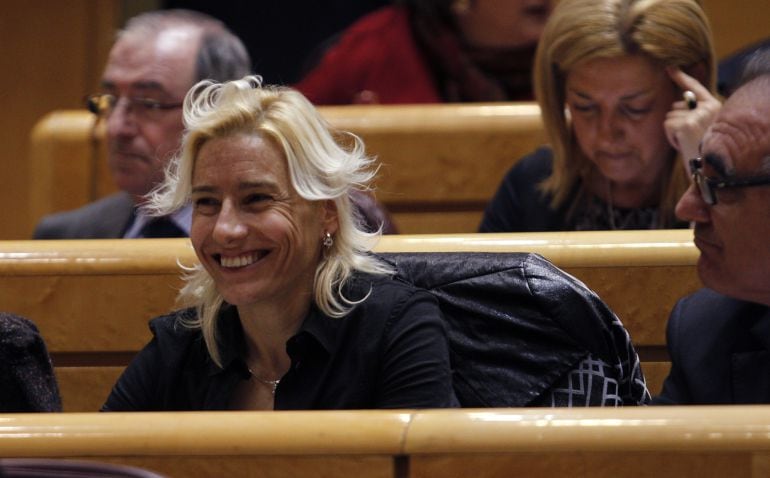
0,407 -> 768,477
9,0 -> 770,242
0,230 -> 700,411
28,104 -> 545,235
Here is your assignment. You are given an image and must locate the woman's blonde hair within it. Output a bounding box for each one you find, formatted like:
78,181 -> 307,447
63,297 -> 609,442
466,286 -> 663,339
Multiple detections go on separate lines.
146,76 -> 393,365
534,0 -> 716,225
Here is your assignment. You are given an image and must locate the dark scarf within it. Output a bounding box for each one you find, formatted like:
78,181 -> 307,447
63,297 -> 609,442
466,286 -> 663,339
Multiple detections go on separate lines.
0,313 -> 61,412
410,8 -> 536,102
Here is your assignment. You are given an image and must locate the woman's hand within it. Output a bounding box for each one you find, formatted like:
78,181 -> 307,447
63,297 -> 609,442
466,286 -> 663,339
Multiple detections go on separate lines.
664,67 -> 722,173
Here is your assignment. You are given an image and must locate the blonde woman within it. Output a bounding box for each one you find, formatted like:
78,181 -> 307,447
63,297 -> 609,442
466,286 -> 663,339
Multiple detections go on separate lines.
480,0 -> 719,232
103,76 -> 457,410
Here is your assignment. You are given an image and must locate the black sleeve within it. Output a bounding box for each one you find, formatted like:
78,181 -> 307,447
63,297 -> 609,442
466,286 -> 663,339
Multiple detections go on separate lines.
652,299 -> 692,405
376,290 -> 459,409
101,336 -> 163,411
479,148 -> 555,233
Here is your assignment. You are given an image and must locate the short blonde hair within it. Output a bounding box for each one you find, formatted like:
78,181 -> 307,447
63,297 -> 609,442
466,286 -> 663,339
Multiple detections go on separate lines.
147,76 -> 392,365
535,0 -> 716,225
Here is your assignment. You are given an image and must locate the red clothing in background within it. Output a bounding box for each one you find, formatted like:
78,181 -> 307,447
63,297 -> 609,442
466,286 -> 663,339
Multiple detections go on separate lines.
295,6 -> 442,105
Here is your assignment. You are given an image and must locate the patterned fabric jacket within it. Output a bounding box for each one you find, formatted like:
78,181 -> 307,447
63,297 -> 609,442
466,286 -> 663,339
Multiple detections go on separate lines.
383,252 -> 650,407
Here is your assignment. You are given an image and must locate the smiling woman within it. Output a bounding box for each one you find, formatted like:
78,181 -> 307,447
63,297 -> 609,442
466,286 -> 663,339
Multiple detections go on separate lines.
480,0 -> 719,233
101,76 -> 458,411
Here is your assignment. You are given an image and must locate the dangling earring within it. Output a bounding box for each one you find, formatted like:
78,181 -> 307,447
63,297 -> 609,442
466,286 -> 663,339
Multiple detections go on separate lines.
323,232 -> 334,248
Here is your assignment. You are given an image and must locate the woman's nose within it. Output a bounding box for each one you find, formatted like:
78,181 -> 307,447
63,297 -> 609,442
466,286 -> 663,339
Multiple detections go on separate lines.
212,202 -> 248,243
598,111 -> 624,142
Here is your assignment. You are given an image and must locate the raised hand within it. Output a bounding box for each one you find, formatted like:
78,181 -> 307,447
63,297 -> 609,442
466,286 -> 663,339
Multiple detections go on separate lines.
664,67 -> 722,173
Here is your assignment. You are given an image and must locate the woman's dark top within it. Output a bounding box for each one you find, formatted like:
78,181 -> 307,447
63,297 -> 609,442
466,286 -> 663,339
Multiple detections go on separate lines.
102,273 -> 458,411
479,147 -> 687,232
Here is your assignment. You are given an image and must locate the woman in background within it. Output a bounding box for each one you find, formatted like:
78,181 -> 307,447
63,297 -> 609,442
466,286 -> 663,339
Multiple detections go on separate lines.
296,0 -> 552,104
480,0 -> 720,232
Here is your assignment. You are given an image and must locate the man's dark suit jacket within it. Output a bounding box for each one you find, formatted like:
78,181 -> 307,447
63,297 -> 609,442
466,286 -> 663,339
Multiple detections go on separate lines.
33,193 -> 135,239
654,288 -> 770,404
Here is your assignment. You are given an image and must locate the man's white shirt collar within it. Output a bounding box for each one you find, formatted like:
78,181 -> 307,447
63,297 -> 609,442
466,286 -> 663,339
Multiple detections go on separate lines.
123,204 -> 192,238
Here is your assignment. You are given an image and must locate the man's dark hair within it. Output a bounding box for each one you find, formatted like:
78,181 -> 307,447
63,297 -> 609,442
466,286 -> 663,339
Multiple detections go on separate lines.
121,9 -> 252,84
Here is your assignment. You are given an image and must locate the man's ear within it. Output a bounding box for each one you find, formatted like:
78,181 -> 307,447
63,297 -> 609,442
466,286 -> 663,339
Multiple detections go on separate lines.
321,199 -> 339,236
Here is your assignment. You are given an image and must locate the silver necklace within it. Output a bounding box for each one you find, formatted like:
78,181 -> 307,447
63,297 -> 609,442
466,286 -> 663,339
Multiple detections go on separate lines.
605,180 -> 659,230
247,366 -> 280,395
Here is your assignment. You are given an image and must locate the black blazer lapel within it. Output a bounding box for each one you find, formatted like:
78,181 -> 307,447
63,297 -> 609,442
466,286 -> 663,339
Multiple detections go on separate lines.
731,308 -> 770,403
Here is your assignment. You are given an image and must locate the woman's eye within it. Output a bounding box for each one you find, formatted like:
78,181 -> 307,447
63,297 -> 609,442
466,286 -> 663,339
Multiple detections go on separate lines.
622,104 -> 651,116
245,193 -> 270,204
571,103 -> 595,113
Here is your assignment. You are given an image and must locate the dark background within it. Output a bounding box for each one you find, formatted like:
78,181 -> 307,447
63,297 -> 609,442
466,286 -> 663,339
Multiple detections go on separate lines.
163,0 -> 391,85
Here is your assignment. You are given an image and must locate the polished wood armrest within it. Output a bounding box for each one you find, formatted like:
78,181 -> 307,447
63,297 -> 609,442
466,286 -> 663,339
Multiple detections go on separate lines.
2,407 -> 769,457
0,229 -> 696,273
1,406 -> 769,478
0,410 -> 408,456
376,229 -> 698,266
406,406 -> 770,453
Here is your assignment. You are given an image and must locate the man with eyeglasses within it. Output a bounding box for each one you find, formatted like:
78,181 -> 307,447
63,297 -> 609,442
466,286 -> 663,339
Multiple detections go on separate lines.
33,10 -> 251,239
654,51 -> 770,404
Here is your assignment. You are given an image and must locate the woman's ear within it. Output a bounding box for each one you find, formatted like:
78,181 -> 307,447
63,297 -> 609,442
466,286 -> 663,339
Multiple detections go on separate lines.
321,199 -> 339,236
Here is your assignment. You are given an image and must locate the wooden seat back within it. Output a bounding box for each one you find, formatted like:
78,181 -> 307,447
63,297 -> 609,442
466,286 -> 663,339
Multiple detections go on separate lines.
0,230 -> 699,411
28,104 -> 545,234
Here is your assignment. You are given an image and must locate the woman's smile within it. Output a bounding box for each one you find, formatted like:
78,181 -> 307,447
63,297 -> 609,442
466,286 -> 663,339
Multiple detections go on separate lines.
190,132 -> 328,308
216,250 -> 268,269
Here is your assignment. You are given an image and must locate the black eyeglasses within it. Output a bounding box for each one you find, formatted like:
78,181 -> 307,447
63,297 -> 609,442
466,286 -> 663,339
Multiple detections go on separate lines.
689,158 -> 770,205
84,93 -> 183,121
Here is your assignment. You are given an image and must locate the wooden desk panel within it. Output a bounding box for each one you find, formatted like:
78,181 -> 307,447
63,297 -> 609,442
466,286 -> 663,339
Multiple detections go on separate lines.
0,231 -> 698,409
96,456 -> 394,478
0,274 -> 179,352
410,452 -> 752,478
